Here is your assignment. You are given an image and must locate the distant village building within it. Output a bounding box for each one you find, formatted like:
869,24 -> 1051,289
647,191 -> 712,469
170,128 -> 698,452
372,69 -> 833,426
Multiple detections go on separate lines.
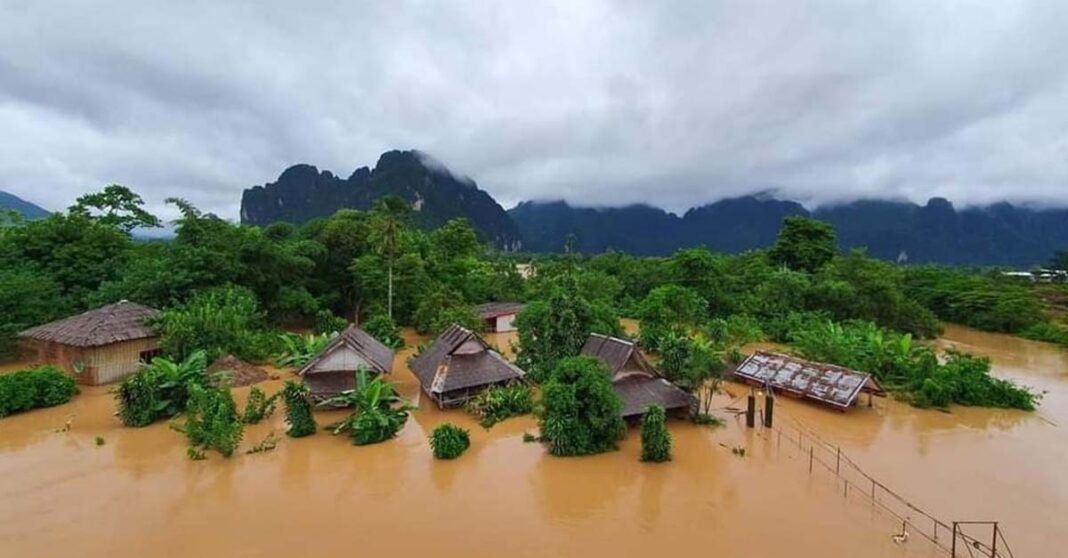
580,333 -> 694,419
733,351 -> 886,410
18,301 -> 161,385
409,324 -> 527,408
515,263 -> 535,279
298,325 -> 395,401
475,302 -> 525,333
1001,269 -> 1068,283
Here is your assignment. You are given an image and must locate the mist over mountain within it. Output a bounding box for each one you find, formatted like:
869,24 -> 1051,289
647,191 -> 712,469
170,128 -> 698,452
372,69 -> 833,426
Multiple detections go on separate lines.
240,150 -> 521,249
0,191 -> 50,220
511,197 -> 1068,266
240,149 -> 1068,266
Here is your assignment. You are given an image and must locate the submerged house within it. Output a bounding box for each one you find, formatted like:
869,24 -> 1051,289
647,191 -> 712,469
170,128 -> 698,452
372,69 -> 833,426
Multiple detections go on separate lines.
18,301 -> 161,386
580,333 -> 694,419
733,351 -> 887,411
475,302 -> 525,333
409,324 -> 526,408
298,325 -> 396,401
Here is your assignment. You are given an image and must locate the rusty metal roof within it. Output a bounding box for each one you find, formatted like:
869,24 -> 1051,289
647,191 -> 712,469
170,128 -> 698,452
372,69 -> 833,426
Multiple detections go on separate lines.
734,351 -> 886,410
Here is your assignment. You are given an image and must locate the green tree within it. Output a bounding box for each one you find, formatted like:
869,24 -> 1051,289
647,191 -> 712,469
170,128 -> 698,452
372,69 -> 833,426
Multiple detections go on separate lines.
0,268 -> 65,357
152,286 -> 274,362
69,184 -> 161,233
369,196 -> 411,320
640,405 -> 672,462
768,216 -> 837,273
429,423 -> 471,459
637,285 -> 708,350
516,274 -> 619,381
537,356 -> 625,456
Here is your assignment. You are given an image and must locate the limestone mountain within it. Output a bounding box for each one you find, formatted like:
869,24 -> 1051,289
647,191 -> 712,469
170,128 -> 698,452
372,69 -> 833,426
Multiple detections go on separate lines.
241,150 -> 521,249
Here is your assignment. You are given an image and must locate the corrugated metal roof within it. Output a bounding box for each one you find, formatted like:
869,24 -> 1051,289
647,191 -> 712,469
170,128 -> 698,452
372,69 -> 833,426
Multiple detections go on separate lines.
733,351 -> 886,410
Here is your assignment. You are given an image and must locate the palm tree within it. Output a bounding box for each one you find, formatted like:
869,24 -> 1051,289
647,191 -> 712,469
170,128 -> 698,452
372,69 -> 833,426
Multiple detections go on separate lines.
369,196 -> 410,320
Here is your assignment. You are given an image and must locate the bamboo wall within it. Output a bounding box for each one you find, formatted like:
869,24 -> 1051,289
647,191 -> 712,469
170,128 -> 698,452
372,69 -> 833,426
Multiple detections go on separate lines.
26,337 -> 160,385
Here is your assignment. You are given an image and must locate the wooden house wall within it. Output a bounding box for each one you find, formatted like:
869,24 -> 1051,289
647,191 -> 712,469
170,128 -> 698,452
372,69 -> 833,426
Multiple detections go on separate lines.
25,337 -> 159,385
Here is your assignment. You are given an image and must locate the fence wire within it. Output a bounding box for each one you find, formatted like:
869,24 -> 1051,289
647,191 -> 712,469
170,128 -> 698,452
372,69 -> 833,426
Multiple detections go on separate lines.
747,406 -> 1014,558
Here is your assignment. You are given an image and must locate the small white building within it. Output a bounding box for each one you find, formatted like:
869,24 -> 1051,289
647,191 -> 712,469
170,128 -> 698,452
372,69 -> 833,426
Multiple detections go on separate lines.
476,302 -> 525,333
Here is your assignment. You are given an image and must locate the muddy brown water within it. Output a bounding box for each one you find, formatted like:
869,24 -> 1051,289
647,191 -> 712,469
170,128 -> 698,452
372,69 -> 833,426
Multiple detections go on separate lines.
0,324 -> 1061,557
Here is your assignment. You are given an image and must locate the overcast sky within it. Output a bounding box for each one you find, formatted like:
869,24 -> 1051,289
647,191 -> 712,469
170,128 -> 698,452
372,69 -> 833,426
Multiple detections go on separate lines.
2,1 -> 1067,220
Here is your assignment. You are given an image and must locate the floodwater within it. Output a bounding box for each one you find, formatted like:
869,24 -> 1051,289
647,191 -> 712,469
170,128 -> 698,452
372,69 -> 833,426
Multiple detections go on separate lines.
0,324 -> 1061,557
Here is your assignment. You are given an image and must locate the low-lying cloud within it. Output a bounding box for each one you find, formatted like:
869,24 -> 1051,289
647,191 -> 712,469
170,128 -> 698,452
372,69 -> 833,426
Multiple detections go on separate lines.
2,0 -> 1067,219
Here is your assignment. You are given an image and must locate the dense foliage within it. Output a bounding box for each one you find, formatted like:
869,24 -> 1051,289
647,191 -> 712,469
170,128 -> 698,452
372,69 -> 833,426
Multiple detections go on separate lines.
537,356 -> 626,457
153,287 -> 276,362
172,384 -> 244,458
361,314 -> 405,349
464,383 -> 534,428
275,332 -> 337,368
640,405 -> 672,463
281,380 -> 317,438
116,351 -> 210,427
791,320 -> 1038,410
516,273 -> 621,381
0,366 -> 78,418
429,423 -> 471,460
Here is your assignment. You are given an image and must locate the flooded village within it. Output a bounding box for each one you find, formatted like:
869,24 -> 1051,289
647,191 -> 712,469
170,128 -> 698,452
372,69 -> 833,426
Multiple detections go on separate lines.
1,319 -> 1063,557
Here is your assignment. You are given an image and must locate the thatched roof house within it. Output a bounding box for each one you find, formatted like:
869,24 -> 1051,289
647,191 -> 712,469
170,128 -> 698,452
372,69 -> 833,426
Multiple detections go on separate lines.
475,302 -> 524,333
409,324 -> 526,408
298,324 -> 395,401
580,333 -> 694,419
734,351 -> 887,410
18,301 -> 161,385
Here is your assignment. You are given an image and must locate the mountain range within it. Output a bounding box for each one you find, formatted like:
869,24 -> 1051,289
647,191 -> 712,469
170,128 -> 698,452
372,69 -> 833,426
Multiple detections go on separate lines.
241,150 -> 521,249
0,191 -> 50,219
240,150 -> 1068,266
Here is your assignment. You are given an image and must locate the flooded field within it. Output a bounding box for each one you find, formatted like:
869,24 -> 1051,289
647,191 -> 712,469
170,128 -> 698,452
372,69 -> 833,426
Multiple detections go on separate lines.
0,324 -> 1062,557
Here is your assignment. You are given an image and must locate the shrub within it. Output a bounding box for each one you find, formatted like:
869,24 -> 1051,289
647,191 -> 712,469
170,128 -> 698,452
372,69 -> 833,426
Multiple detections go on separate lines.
281,380 -> 317,438
0,366 -> 78,418
464,383 -> 534,428
172,384 -> 244,458
362,313 -> 404,349
640,405 -> 672,463
537,356 -> 625,457
242,386 -> 277,424
429,423 -> 471,459
313,309 -> 348,335
322,369 -> 414,446
153,286 -> 276,362
275,332 -> 337,368
116,351 -> 209,427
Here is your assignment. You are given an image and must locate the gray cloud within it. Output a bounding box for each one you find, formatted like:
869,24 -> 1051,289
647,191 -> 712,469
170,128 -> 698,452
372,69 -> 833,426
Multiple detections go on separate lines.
1,0 -> 1067,220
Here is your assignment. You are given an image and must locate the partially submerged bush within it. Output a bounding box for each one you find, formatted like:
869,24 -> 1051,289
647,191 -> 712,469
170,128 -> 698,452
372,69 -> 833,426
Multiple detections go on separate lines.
116,351 -> 209,427
281,380 -> 317,438
791,320 -> 1038,410
322,369 -> 413,446
242,386 -> 278,424
313,309 -> 348,335
0,366 -> 78,418
537,356 -> 625,457
464,383 -> 533,428
640,405 -> 672,463
172,384 -> 244,458
362,313 -> 404,349
429,423 -> 470,459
